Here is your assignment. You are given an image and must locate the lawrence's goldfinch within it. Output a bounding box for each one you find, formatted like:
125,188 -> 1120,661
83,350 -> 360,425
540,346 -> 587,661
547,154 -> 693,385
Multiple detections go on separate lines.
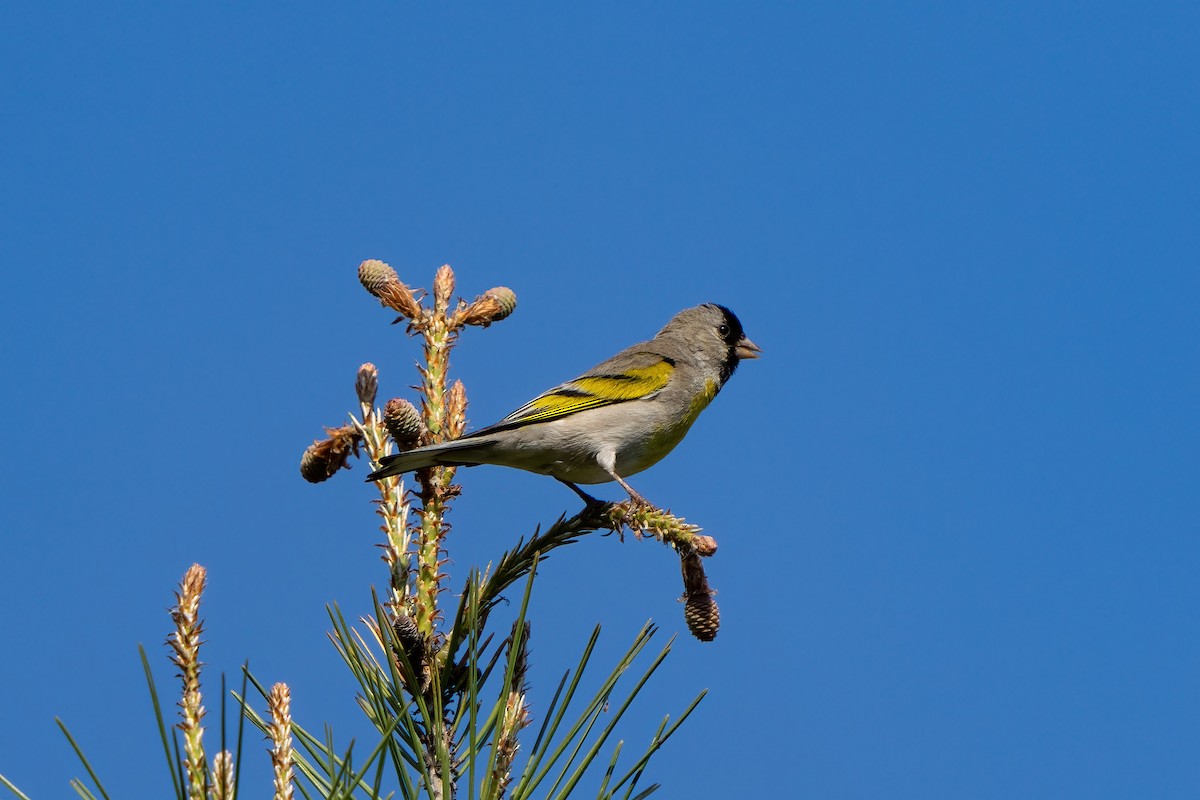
368,304 -> 760,502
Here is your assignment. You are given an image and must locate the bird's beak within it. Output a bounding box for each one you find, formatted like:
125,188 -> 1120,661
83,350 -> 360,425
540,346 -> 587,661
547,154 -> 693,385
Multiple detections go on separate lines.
735,336 -> 762,360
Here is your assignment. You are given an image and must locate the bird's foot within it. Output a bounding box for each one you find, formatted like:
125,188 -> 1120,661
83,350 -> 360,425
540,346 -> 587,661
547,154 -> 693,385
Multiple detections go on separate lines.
612,475 -> 655,511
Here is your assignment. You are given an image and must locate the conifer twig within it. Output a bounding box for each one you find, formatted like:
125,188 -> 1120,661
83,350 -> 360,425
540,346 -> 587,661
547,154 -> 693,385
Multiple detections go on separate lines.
167,564 -> 208,800
267,683 -> 296,800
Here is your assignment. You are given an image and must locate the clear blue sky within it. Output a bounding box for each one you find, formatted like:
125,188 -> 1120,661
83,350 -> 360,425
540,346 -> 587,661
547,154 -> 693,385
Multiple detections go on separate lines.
2,4 -> 1197,798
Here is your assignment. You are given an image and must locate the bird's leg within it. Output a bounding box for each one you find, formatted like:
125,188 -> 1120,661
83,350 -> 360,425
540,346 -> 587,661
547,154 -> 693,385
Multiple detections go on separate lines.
596,450 -> 654,508
609,472 -> 652,508
558,478 -> 604,508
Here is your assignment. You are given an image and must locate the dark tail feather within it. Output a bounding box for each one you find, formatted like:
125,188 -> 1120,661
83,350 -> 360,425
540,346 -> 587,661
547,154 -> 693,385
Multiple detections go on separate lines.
366,438 -> 492,481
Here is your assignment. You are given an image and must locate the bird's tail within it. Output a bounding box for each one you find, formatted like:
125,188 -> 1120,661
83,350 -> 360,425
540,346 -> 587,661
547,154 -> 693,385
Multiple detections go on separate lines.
366,437 -> 494,481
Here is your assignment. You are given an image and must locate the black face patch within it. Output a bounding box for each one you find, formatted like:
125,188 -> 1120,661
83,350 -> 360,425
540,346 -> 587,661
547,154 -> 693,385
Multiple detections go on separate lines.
703,303 -> 747,385
705,303 -> 745,347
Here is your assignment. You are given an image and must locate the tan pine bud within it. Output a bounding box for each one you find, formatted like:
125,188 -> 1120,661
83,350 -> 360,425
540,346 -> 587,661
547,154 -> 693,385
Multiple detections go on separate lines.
681,552 -> 720,641
447,380 -> 467,440
358,259 -> 422,320
299,425 -> 363,483
169,564 -> 208,795
267,683 -> 295,800
458,286 -> 517,327
383,398 -> 424,450
356,362 -> 378,409
211,750 -> 235,800
432,264 -> 455,311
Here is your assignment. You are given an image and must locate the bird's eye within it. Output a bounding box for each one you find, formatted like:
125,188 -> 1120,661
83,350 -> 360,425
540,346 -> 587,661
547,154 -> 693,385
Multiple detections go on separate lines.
718,323 -> 729,337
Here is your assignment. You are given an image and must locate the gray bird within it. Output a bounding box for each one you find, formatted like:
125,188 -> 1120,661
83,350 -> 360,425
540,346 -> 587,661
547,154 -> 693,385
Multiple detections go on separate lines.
368,304 -> 760,503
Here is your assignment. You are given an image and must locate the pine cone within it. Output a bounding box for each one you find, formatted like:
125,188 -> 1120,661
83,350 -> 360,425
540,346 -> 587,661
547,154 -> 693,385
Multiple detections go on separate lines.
383,398 -> 424,450
459,286 -> 517,327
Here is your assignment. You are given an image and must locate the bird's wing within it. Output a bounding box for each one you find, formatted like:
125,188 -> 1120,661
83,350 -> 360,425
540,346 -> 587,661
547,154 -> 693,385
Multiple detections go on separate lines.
466,348 -> 675,436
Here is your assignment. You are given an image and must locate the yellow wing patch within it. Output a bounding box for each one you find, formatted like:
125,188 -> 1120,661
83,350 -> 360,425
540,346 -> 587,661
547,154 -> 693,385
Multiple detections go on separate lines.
572,360 -> 675,400
509,392 -> 611,424
498,358 -> 675,428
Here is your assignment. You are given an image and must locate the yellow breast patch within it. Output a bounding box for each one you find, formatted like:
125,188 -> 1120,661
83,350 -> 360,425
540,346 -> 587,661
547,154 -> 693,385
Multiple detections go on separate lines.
646,378 -> 719,456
